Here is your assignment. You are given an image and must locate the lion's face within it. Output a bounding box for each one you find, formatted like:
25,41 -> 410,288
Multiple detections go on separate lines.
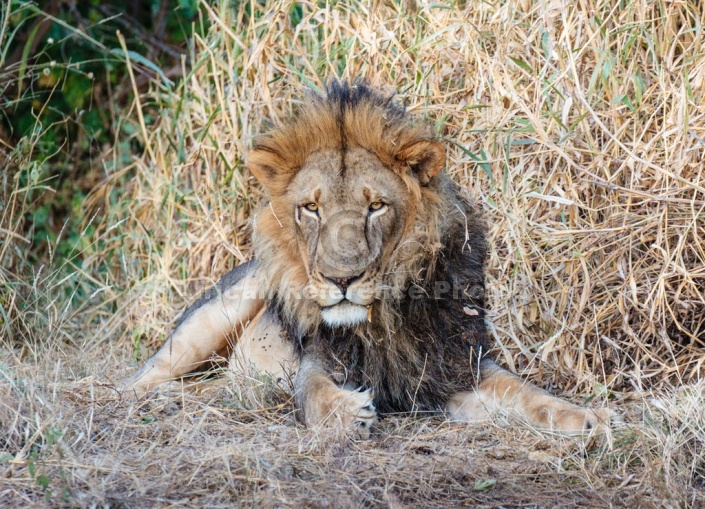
286,148 -> 413,327
247,82 -> 446,330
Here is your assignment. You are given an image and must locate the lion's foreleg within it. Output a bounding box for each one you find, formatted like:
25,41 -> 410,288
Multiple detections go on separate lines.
447,358 -> 615,433
120,269 -> 264,395
294,356 -> 377,438
231,307 -> 298,387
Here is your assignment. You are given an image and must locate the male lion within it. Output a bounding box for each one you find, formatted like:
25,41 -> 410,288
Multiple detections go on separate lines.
122,80 -> 615,437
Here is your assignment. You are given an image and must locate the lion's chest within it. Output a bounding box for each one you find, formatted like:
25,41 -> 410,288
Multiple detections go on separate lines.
312,323 -> 481,414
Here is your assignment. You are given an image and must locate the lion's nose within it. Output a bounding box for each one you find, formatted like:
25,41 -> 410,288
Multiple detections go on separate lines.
323,272 -> 365,293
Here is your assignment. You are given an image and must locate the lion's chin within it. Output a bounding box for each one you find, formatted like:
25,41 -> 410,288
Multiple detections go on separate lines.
321,302 -> 368,328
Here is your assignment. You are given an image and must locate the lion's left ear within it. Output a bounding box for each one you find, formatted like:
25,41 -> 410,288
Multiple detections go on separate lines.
397,140 -> 446,185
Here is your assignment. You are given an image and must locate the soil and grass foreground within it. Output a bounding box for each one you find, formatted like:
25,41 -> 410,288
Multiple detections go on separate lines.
2,1 -> 704,507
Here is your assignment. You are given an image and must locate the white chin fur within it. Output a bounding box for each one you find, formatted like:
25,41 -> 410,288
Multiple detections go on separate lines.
321,303 -> 368,327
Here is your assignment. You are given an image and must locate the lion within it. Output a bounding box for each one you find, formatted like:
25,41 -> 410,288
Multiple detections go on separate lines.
121,80 -> 615,437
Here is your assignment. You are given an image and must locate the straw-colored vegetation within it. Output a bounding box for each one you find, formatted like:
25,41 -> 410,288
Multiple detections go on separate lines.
2,0 -> 704,506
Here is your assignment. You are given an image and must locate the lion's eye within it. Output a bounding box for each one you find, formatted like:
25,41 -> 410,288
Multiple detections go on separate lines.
304,203 -> 319,212
369,201 -> 386,212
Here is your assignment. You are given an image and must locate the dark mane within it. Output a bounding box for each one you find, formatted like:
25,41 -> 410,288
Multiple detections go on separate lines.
322,78 -> 406,123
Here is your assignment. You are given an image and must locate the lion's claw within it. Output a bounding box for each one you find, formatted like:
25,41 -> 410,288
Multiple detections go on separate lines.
331,387 -> 378,439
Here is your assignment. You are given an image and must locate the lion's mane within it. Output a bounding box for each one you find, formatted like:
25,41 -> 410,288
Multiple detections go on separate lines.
250,81 -> 490,413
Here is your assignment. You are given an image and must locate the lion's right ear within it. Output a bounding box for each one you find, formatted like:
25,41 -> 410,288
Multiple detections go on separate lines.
397,140 -> 446,186
247,147 -> 291,196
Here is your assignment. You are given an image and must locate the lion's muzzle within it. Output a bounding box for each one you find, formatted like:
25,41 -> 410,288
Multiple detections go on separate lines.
314,270 -> 375,326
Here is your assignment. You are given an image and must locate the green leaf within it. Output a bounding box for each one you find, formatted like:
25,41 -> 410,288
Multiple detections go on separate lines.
474,478 -> 497,491
81,109 -> 104,140
612,94 -> 636,113
64,73 -> 92,110
509,57 -> 533,73
110,48 -> 174,86
36,474 -> 51,490
541,30 -> 551,60
510,138 -> 537,145
447,140 -> 494,181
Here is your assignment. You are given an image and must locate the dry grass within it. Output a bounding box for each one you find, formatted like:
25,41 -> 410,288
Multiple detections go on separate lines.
2,0 -> 705,506
87,0 -> 705,391
1,344 -> 703,507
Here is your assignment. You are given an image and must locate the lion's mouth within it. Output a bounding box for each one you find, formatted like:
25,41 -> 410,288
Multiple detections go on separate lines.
320,300 -> 371,327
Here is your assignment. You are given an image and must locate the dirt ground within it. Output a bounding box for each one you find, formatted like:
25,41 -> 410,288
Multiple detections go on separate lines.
1,345 -> 696,509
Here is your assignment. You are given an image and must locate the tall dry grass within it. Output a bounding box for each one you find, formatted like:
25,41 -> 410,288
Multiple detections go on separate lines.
88,0 -> 705,392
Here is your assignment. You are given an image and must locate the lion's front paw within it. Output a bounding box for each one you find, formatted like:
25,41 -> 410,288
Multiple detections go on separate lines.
341,388 -> 378,438
308,387 -> 378,439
